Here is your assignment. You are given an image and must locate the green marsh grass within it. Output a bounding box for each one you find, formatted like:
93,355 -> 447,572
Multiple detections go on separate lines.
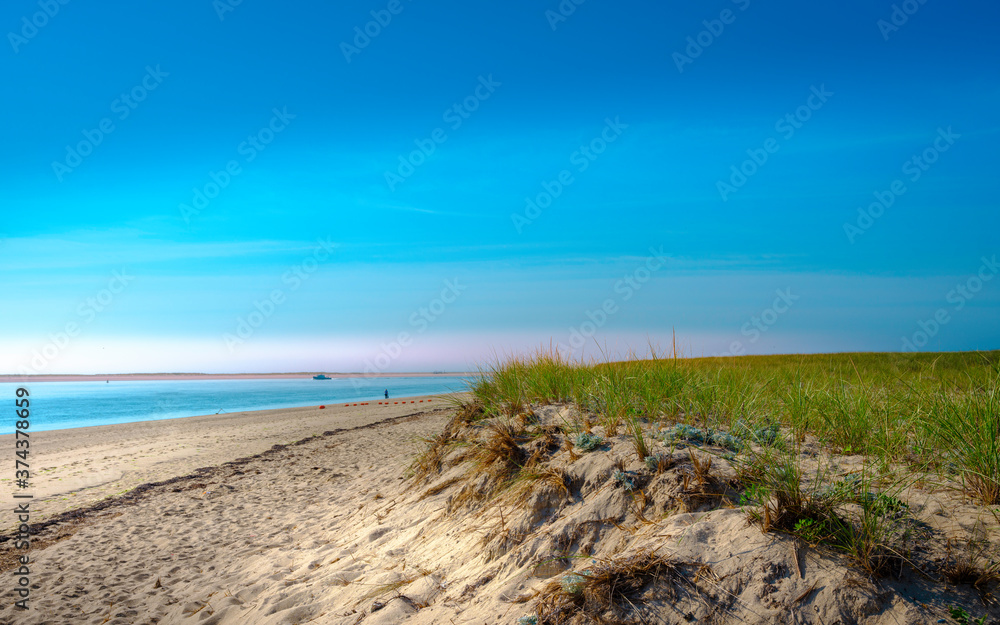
927,377 -> 1000,504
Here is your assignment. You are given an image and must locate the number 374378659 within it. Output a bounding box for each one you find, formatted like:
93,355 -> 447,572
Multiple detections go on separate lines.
15,388 -> 30,486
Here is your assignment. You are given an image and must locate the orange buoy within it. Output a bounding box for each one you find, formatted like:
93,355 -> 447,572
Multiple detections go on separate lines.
319,405 -> 325,409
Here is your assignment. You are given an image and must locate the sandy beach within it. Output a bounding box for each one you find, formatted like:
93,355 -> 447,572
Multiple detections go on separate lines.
0,396 -> 455,529
0,396 -> 465,624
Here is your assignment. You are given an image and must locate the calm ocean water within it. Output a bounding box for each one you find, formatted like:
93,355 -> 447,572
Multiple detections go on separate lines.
0,376 -> 470,434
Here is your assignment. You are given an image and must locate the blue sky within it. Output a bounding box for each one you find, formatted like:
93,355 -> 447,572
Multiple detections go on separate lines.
1,0 -> 998,374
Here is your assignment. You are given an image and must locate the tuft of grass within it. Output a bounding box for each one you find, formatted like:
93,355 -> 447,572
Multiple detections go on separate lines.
474,420 -> 529,481
677,449 -> 724,512
408,402 -> 485,481
625,417 -> 649,461
409,431 -> 457,482
941,536 -> 1000,591
355,572 -> 428,604
737,445 -> 832,533
584,371 -> 630,436
738,445 -> 913,577
535,551 -> 692,624
515,466 -> 570,498
926,377 -> 1000,504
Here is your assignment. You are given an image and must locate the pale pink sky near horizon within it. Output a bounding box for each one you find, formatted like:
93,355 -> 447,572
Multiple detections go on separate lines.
1,330 -> 875,376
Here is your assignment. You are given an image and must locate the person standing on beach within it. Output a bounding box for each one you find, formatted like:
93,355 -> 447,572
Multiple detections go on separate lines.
384,389 -> 389,399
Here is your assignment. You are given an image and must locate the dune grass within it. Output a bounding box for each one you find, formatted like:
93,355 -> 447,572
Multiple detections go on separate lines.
535,550 -> 694,624
467,349 -> 1000,505
444,348 -> 1000,584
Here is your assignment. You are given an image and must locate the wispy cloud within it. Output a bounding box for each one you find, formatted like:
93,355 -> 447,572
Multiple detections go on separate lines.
0,230 -> 337,271
360,201 -> 474,218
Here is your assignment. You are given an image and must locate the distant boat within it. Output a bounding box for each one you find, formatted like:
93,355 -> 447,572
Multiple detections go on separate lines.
313,374 -> 332,380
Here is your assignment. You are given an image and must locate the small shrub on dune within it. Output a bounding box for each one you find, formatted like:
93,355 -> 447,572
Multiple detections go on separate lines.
644,453 -> 671,474
560,572 -> 586,595
708,430 -> 743,452
575,432 -> 604,452
664,423 -> 705,445
612,469 -> 636,491
753,423 -> 781,446
858,492 -> 908,519
947,606 -> 988,625
733,420 -> 781,447
663,423 -> 744,452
